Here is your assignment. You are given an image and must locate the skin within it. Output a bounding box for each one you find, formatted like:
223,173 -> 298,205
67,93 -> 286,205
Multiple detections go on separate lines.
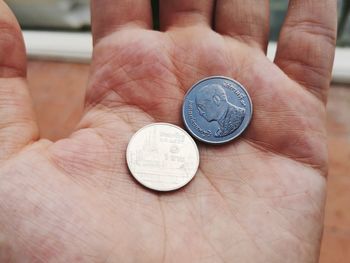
0,0 -> 337,262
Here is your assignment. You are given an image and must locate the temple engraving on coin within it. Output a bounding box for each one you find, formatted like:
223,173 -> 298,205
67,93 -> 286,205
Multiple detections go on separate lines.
195,84 -> 245,137
183,76 -> 253,144
127,123 -> 200,191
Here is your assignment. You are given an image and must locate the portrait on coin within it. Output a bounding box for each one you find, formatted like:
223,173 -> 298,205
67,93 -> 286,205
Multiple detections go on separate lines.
195,84 -> 245,137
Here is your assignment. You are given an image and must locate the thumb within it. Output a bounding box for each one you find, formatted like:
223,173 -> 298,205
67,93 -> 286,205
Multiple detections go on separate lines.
0,1 -> 38,161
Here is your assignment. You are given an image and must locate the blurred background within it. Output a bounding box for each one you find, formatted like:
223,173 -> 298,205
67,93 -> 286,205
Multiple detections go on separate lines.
3,0 -> 350,262
5,0 -> 350,44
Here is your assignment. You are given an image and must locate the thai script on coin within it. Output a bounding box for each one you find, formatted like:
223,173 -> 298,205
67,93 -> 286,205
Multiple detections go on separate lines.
182,76 -> 253,144
126,123 -> 200,191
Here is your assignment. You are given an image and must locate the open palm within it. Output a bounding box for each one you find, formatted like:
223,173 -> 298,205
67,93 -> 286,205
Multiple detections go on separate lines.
0,1 -> 336,262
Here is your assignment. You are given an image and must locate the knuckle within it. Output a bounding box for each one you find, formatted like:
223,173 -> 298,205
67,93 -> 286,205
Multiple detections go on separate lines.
284,19 -> 337,47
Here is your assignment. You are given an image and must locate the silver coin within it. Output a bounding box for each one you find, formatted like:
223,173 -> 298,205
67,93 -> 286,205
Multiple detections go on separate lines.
126,123 -> 200,191
183,76 -> 253,144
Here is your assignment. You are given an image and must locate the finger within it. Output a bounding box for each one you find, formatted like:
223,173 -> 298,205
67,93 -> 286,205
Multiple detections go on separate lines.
91,0 -> 153,44
159,0 -> 215,30
215,0 -> 270,51
274,0 -> 337,103
0,2 -> 38,160
0,1 -> 26,78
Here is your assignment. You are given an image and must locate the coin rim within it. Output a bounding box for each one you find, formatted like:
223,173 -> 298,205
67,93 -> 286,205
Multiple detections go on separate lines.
126,123 -> 200,192
182,76 -> 253,144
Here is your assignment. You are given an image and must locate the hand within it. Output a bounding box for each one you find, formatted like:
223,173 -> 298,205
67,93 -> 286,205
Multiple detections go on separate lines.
0,1 -> 336,262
